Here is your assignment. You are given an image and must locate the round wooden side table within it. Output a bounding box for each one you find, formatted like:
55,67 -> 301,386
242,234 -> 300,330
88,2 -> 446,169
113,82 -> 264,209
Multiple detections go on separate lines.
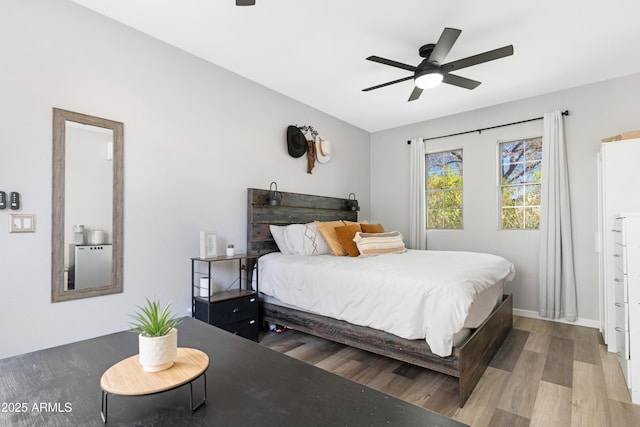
100,347 -> 209,423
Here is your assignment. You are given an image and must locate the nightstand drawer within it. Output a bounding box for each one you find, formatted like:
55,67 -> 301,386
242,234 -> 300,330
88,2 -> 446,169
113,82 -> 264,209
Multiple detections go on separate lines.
194,293 -> 258,326
212,294 -> 258,325
218,318 -> 259,341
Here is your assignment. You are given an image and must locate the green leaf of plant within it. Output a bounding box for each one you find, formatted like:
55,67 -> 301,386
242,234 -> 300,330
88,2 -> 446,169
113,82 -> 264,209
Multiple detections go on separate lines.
128,297 -> 181,337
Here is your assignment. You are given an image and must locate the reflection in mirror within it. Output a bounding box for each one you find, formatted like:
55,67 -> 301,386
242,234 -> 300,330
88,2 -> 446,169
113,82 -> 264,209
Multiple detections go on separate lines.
52,108 -> 123,302
65,122 -> 113,290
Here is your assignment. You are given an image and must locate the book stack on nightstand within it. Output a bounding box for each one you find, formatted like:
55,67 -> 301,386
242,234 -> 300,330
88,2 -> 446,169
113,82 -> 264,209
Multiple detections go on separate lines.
191,254 -> 259,341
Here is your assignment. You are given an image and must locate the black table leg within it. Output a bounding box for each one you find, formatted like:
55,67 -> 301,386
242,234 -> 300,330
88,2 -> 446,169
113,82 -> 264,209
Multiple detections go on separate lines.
189,372 -> 207,411
101,390 -> 108,423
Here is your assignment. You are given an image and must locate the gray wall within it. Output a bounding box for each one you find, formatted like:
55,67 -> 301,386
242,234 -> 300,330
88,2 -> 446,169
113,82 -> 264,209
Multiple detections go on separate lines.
0,0 -> 370,359
370,72 -> 640,324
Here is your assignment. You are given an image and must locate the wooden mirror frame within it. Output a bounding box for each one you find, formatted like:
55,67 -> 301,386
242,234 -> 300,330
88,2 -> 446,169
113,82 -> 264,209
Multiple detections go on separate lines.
51,108 -> 124,302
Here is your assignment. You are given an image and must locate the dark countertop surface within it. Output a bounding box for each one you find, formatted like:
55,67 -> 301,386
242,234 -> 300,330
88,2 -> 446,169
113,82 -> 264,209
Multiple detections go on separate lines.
0,317 -> 467,426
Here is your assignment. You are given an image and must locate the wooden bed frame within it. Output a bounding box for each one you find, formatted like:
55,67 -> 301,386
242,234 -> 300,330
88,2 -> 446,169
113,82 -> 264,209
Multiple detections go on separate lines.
247,188 -> 513,407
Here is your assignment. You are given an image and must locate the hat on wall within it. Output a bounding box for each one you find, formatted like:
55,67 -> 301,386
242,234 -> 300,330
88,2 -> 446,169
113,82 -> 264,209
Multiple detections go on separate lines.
315,137 -> 331,164
287,125 -> 308,158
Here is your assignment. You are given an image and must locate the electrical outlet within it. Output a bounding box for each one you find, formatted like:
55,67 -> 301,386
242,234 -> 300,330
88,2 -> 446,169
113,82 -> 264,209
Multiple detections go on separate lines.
9,214 -> 35,233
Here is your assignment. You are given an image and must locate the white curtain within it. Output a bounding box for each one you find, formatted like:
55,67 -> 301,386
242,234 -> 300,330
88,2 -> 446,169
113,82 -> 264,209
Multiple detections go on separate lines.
539,110 -> 577,321
408,138 -> 427,250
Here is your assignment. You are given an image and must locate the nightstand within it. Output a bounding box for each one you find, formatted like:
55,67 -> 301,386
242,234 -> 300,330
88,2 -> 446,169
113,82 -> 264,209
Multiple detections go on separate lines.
191,254 -> 259,341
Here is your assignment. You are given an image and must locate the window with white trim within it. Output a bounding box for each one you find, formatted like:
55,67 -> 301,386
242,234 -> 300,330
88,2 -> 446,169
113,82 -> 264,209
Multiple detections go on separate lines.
426,149 -> 463,229
499,137 -> 542,229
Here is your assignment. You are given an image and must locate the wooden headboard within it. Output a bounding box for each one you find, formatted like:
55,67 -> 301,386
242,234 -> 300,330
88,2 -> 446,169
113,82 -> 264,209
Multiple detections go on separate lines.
247,188 -> 358,256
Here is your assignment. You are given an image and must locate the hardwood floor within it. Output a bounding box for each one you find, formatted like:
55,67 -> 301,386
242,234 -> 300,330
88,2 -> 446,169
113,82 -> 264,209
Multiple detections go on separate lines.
259,315 -> 640,426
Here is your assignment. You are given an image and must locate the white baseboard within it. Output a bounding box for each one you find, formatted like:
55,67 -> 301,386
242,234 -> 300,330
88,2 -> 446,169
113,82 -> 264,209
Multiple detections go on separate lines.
513,308 -> 601,330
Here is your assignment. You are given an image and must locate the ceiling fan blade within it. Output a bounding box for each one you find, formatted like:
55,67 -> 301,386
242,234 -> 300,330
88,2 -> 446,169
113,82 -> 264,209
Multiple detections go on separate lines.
428,27 -> 461,64
443,45 -> 514,72
362,75 -> 414,92
442,73 -> 481,90
236,0 -> 255,5
366,56 -> 416,72
408,86 -> 423,102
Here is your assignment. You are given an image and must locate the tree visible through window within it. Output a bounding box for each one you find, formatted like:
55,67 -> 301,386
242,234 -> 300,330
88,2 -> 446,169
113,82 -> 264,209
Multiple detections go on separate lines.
499,137 -> 542,229
426,149 -> 463,229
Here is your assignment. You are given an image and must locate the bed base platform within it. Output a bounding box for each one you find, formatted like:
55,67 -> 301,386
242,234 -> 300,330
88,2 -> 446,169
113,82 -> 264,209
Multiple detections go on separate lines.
262,293 -> 513,407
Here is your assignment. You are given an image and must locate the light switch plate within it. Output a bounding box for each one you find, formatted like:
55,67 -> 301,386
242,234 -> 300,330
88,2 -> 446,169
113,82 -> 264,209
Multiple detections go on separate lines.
9,214 -> 35,233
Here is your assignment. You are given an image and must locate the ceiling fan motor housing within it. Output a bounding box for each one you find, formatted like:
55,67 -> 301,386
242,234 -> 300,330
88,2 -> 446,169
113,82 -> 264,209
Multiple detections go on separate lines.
418,43 -> 436,59
416,59 -> 440,75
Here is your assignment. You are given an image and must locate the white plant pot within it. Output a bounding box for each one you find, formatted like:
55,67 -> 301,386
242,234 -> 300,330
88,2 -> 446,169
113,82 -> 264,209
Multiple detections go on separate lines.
138,328 -> 178,372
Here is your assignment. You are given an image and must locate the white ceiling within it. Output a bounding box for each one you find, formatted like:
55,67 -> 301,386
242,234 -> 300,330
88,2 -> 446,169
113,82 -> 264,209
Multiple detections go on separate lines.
70,0 -> 640,132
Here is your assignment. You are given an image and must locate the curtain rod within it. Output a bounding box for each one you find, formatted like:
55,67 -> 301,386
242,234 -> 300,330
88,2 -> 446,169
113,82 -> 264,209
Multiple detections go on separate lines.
407,110 -> 569,144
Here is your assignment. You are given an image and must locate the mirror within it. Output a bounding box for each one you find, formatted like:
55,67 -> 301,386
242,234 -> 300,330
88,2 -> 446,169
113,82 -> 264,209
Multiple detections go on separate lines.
52,108 -> 124,302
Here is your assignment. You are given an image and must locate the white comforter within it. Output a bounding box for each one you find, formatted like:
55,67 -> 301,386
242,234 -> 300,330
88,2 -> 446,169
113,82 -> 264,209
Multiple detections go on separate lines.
259,250 -> 515,357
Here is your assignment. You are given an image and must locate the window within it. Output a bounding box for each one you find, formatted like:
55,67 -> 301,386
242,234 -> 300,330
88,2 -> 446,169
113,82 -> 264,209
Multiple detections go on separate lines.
499,137 -> 542,229
426,149 -> 463,229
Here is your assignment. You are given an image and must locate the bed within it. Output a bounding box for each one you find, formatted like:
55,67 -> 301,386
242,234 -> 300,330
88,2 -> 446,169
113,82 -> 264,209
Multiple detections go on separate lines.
247,188 -> 514,407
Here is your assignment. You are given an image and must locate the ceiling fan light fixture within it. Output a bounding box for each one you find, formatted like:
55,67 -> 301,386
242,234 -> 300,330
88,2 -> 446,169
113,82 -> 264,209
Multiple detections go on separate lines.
414,70 -> 443,89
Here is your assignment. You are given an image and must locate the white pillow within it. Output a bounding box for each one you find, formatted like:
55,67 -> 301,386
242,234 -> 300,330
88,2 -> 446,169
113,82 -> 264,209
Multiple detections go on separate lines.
284,223 -> 331,256
269,225 -> 293,254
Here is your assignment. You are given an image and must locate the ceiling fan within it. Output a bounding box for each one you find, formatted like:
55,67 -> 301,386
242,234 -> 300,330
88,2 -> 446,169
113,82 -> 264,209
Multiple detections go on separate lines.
363,28 -> 513,102
236,0 -> 255,5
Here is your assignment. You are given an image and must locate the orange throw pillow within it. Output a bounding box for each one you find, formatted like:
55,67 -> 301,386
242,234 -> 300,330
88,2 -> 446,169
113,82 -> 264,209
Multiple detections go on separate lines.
334,224 -> 362,257
314,220 -> 347,256
361,223 -> 384,233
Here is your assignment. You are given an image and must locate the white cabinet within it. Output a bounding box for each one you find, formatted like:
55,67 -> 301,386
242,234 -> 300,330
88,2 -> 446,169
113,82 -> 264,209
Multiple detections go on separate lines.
597,139 -> 640,403
612,214 -> 640,403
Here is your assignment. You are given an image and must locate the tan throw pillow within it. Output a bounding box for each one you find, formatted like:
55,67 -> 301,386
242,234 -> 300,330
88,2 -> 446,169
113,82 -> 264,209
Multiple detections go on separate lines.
334,224 -> 362,257
361,223 -> 385,233
314,220 -> 347,256
353,230 -> 407,257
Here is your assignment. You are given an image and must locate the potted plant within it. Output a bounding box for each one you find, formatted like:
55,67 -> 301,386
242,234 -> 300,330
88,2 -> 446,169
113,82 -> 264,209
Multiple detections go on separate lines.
129,298 -> 181,372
